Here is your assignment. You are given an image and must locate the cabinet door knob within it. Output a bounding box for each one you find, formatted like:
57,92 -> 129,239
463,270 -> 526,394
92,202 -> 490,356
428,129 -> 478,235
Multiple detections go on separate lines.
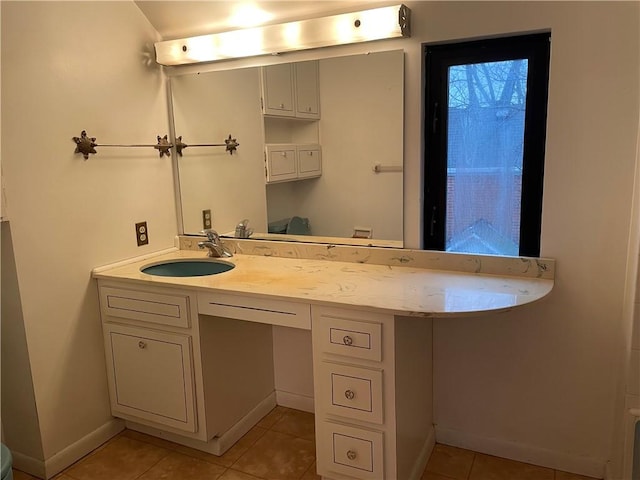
279,103 -> 285,108
346,450 -> 357,461
344,389 -> 355,400
138,341 -> 147,349
281,152 -> 287,157
343,335 -> 353,346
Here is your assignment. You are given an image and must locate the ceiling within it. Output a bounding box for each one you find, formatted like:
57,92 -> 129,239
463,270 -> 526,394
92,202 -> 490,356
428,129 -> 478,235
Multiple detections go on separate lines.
134,1 -> 381,40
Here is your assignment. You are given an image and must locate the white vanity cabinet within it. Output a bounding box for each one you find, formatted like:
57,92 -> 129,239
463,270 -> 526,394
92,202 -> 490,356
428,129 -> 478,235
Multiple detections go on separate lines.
312,306 -> 433,480
98,283 -> 200,435
97,280 -> 278,452
265,144 -> 322,184
261,61 -> 320,119
93,249 -> 552,478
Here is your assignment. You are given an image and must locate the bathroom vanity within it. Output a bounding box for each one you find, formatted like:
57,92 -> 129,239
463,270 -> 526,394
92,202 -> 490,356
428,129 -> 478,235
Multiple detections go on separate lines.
93,241 -> 554,480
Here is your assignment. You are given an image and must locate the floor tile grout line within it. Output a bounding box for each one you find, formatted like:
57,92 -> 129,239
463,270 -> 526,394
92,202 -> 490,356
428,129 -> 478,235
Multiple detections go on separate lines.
467,451 -> 477,480
129,440 -> 174,480
133,457 -> 160,479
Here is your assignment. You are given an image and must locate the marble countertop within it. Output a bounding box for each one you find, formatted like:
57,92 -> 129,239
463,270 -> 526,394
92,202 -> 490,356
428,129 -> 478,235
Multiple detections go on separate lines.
93,248 -> 554,318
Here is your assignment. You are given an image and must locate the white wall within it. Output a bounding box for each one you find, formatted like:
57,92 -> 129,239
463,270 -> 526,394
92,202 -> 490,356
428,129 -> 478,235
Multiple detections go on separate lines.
315,51 -> 404,240
1,0 -> 176,474
171,67 -> 268,234
613,99 -> 640,479
414,3 -> 639,478
1,222 -> 44,462
265,51 -> 404,240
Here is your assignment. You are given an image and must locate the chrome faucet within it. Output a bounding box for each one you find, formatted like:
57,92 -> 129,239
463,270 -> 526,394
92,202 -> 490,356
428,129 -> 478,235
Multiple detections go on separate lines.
198,229 -> 233,258
234,219 -> 253,239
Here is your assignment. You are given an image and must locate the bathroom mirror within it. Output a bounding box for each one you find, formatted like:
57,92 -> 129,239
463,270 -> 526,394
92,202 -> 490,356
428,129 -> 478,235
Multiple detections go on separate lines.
171,50 -> 404,247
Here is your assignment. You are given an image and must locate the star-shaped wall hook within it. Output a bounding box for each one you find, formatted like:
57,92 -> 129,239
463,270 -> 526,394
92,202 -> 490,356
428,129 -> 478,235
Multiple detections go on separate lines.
72,130 -> 97,160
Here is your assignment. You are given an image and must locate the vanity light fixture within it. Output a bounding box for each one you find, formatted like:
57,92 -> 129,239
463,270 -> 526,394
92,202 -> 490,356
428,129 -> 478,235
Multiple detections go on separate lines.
154,4 -> 411,66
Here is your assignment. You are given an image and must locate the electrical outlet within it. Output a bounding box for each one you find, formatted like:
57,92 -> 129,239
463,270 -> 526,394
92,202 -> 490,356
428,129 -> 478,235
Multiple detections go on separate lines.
202,209 -> 212,230
135,221 -> 149,246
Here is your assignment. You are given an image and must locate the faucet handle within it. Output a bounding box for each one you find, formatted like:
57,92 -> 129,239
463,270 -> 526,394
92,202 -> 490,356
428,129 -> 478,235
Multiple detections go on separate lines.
200,229 -> 219,242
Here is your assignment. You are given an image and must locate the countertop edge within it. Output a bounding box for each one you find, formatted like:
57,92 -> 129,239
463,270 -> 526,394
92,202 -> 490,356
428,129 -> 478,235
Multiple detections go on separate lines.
92,250 -> 554,318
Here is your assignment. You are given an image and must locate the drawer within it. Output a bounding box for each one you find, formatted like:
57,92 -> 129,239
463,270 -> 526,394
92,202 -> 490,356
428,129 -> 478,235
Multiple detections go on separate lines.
315,315 -> 382,361
318,361 -> 383,424
316,421 -> 384,480
103,323 -> 196,432
100,286 -> 190,328
198,291 -> 311,329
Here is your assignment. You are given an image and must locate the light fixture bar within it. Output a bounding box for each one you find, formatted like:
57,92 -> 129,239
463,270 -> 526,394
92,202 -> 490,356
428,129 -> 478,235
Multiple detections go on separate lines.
154,4 -> 410,66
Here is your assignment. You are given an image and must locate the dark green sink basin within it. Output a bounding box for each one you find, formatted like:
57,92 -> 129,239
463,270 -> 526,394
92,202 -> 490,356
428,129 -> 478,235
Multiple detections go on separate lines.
141,259 -> 235,277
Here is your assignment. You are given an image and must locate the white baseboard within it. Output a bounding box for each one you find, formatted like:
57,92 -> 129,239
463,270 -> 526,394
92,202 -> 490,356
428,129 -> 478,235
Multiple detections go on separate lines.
45,419 -> 125,479
127,392 -> 276,456
435,425 -> 606,479
11,450 -> 45,479
275,390 -> 314,413
620,407 -> 640,480
12,418 -> 124,479
409,426 -> 436,480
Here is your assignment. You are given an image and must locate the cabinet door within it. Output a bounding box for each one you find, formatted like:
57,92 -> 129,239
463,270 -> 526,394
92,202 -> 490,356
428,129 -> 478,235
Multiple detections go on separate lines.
295,61 -> 320,119
297,146 -> 322,179
104,323 -> 196,432
261,64 -> 295,117
265,145 -> 297,183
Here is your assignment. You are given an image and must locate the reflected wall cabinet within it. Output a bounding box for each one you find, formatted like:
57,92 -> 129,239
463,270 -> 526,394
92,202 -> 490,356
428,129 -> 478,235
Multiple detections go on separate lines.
265,144 -> 322,184
261,61 -> 320,119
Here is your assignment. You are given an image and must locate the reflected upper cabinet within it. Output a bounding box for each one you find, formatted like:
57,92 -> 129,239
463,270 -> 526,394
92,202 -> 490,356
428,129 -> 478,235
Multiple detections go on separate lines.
294,61 -> 320,119
262,60 -> 322,185
261,61 -> 320,119
265,144 -> 322,184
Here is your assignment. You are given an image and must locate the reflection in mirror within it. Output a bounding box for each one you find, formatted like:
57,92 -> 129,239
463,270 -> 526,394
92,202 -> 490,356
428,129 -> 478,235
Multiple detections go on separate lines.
171,50 -> 404,247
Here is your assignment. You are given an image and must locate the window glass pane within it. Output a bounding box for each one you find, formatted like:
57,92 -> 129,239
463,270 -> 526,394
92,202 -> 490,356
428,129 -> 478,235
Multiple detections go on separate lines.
445,59 -> 528,256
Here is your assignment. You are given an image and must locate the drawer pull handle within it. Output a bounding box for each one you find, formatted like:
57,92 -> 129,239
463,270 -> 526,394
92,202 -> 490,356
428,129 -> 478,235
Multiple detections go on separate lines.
138,341 -> 147,349
343,335 -> 353,346
346,450 -> 357,461
344,389 -> 355,400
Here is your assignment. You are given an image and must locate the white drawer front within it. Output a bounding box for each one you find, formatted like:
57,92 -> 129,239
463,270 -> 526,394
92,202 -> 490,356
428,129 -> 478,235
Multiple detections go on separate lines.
100,286 -> 190,328
319,362 -> 383,424
316,316 -> 382,361
198,291 -> 311,329
317,422 -> 384,480
104,323 -> 196,432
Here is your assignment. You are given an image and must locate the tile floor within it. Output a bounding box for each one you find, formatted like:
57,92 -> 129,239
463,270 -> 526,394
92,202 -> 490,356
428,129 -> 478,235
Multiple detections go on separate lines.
12,407 -> 600,480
